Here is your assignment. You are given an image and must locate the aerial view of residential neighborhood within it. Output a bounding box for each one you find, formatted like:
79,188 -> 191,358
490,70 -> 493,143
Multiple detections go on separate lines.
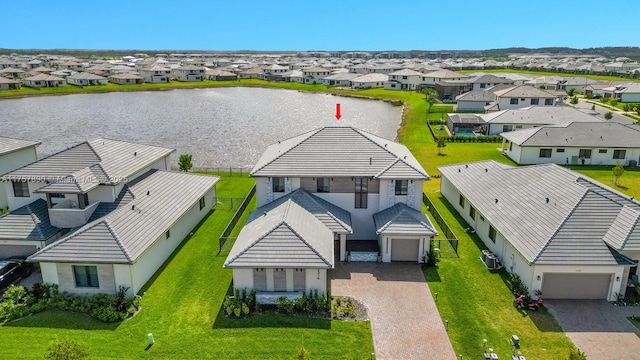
2,1 -> 640,359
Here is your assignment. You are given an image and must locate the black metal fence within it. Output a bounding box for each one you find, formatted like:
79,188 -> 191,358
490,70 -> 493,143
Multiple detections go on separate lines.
195,167 -> 251,177
217,184 -> 256,255
213,197 -> 246,211
423,193 -> 459,256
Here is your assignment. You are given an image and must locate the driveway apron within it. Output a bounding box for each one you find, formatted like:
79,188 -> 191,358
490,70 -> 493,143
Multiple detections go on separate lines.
330,262 -> 456,360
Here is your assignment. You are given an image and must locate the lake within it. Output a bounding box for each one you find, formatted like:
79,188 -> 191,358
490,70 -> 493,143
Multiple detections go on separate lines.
0,88 -> 403,169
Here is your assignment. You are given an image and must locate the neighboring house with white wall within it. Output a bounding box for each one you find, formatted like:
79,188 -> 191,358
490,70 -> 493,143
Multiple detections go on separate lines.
29,170 -> 218,297
0,137 -> 40,210
500,122 -> 640,166
492,85 -> 558,111
351,73 -> 388,89
0,138 -> 220,296
439,160 -> 639,301
140,65 -> 171,83
173,65 -> 205,82
384,69 -> 424,90
225,127 -> 437,299
67,72 -> 108,86
302,66 -> 331,84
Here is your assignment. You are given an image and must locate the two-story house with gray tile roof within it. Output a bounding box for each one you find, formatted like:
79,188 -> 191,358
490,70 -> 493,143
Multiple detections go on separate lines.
224,127 -> 437,297
0,138 -> 219,296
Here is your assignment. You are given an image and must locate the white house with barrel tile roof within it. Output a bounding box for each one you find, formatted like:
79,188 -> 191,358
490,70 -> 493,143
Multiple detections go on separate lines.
225,127 -> 437,298
0,138 -> 219,296
439,160 -> 640,300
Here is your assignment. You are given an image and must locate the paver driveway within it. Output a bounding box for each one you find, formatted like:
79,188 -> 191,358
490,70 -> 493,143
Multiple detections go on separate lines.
330,262 -> 456,360
546,300 -> 640,360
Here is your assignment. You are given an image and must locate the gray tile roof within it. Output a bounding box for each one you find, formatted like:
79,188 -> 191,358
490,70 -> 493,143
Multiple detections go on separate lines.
0,199 -> 59,241
28,170 -> 219,264
438,161 -> 640,265
493,85 -> 557,99
388,69 -> 423,76
0,136 -> 40,157
33,167 -> 100,194
424,69 -> 468,79
455,90 -> 496,102
373,203 -> 437,236
481,106 -> 601,125
251,127 -> 429,179
68,72 -> 107,80
2,138 -> 175,184
352,73 -> 388,83
248,189 -> 351,234
501,122 -> 640,147
224,199 -> 334,269
469,74 -> 514,84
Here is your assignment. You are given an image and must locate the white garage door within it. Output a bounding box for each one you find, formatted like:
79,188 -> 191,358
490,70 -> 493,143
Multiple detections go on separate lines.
391,238 -> 419,262
542,273 -> 612,299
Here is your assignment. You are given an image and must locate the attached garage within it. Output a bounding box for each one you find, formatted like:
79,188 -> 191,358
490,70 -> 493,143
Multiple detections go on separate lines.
391,238 -> 420,262
542,273 -> 613,299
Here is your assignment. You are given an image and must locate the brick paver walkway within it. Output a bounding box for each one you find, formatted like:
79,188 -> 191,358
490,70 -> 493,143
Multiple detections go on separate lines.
330,262 -> 456,360
546,300 -> 640,360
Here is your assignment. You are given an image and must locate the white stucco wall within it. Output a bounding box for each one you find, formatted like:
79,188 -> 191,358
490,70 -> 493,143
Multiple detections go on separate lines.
232,268 -> 254,290
113,264 -> 133,296
316,193 -> 380,239
40,262 -> 59,285
0,147 -> 38,208
88,185 -> 117,203
512,146 -> 640,166
6,181 -> 47,211
305,268 -> 327,294
130,185 -> 216,294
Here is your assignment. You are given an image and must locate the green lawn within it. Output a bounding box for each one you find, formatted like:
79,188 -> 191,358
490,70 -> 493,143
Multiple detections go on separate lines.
0,175 -> 373,359
628,316 -> 640,331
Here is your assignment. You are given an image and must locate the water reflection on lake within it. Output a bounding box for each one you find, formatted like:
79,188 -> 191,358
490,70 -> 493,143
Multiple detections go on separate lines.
0,87 -> 402,168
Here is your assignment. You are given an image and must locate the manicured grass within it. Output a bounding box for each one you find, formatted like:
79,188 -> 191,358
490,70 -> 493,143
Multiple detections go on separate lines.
568,165 -> 640,200
459,69 -> 640,83
0,175 -> 374,359
628,316 -> 640,331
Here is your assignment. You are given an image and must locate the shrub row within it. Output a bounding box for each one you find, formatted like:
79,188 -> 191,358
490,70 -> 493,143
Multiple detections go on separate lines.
223,288 -> 257,318
435,135 -> 503,143
0,283 -> 141,323
276,289 -> 331,316
505,273 -> 529,297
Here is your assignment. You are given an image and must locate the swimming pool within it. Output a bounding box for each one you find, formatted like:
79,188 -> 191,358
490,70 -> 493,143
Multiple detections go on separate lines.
455,130 -> 476,137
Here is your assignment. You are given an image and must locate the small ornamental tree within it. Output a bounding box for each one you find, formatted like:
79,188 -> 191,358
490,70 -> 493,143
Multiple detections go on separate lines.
437,137 -> 447,155
567,88 -> 575,97
613,160 -> 624,186
604,112 -> 613,120
178,154 -> 193,172
421,87 -> 439,113
570,96 -> 579,105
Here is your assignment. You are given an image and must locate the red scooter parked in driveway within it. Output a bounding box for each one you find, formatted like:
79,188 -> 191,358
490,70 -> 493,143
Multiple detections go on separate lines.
513,295 -> 544,311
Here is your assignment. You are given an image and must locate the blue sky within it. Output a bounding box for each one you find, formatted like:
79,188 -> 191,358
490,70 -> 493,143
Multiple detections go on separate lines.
4,0 -> 639,51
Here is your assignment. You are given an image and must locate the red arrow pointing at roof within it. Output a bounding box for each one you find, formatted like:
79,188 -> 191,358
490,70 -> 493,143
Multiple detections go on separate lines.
335,103 -> 341,120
